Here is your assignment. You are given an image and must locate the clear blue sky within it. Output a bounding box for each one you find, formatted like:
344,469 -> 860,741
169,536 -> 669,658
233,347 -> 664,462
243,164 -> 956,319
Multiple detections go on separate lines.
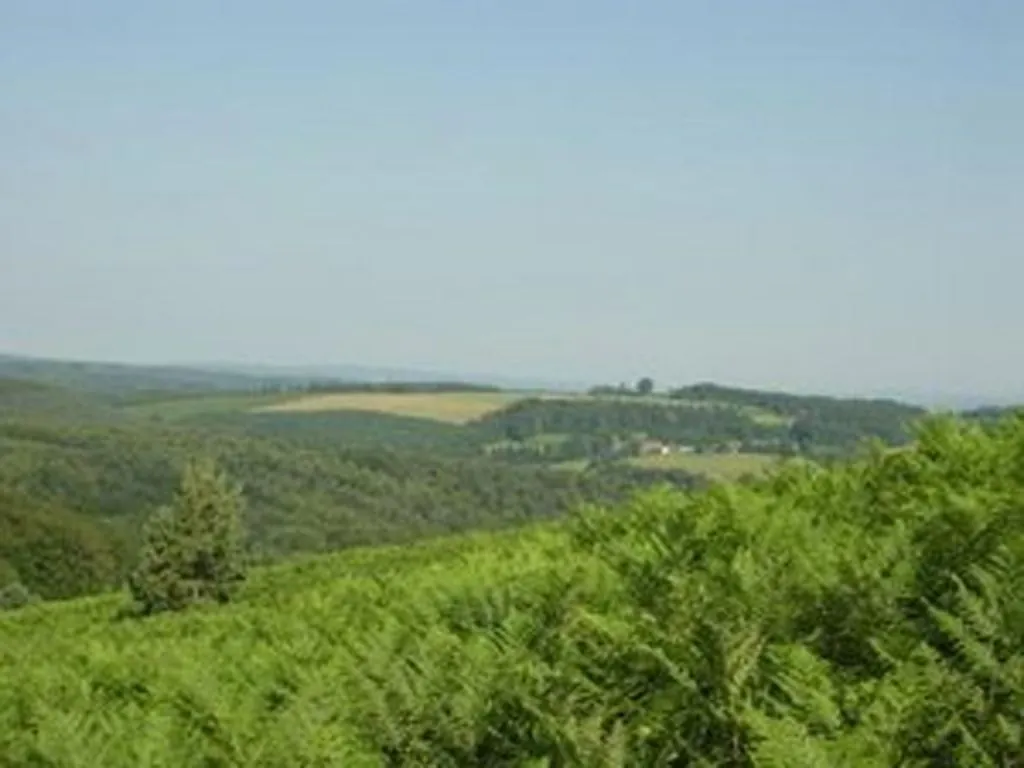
2,1 -> 1021,398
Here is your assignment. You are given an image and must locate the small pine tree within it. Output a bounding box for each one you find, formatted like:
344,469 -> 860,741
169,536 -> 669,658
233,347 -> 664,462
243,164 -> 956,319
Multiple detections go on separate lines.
127,458 -> 247,616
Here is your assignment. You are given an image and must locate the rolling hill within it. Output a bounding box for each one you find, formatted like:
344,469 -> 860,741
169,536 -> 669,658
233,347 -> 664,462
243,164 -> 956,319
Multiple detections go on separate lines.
3,353 -> 1015,610
0,354 -> 280,395
0,416 -> 699,601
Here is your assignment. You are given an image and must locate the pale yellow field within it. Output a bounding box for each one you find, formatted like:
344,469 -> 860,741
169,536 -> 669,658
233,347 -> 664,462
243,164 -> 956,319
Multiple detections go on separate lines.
253,391 -> 527,424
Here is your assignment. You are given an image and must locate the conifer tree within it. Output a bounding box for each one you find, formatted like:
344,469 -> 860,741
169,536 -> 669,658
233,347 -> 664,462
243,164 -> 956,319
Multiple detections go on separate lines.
128,458 -> 247,615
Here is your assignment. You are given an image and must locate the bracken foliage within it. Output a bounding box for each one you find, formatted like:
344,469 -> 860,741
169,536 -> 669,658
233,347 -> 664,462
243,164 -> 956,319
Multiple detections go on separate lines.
1,413 -> 1022,765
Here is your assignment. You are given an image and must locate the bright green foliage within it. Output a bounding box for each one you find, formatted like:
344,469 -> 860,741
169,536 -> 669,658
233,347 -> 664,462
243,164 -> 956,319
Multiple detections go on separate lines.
1,413 -> 1023,764
127,459 -> 248,616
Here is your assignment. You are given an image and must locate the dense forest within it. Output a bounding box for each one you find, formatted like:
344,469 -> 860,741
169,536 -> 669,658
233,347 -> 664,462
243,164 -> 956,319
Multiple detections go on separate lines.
167,409 -> 480,455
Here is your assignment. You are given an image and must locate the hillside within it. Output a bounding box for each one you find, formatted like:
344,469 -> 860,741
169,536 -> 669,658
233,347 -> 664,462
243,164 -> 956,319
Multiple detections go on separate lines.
0,370 -> 716,605
0,364 -> 969,483
671,382 -> 927,444
471,386 -> 928,464
0,377 -> 126,424
126,385 -> 933,468
0,358 -> 1012,610
0,354 -> 555,398
0,418 -> 698,601
2,411 -> 1022,764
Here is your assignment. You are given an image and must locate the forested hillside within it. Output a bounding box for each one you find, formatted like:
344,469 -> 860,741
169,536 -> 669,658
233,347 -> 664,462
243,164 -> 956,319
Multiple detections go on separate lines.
0,377 -> 127,424
0,376 -> 708,604
2,411 -> 1022,764
0,418 -> 700,602
0,362 -> 1012,607
671,382 -> 926,446
473,385 -> 928,463
477,396 -> 781,445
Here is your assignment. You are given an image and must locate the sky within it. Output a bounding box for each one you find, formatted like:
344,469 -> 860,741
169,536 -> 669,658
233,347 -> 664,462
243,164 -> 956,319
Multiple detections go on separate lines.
1,1 -> 1022,399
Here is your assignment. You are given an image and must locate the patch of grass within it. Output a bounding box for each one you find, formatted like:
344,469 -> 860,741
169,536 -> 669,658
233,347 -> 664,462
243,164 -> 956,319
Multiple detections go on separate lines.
744,408 -> 793,426
255,391 -> 528,424
551,459 -> 591,472
485,433 -> 573,453
626,451 -> 780,481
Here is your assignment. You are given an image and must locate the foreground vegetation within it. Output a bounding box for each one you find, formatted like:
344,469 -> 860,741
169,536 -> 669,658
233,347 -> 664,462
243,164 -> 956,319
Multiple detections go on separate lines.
2,412 -> 1022,765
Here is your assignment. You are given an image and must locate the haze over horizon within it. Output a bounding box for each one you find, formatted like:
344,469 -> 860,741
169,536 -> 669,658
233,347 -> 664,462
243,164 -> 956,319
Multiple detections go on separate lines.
2,2 -> 1022,400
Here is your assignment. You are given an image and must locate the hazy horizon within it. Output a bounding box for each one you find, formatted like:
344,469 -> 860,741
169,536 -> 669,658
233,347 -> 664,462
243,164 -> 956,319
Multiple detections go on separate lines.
2,2 -> 1022,400
3,348 -> 1017,409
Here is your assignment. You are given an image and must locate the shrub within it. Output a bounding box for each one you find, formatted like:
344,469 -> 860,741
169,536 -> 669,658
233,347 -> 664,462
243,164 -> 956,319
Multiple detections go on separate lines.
127,458 -> 248,616
0,581 -> 37,611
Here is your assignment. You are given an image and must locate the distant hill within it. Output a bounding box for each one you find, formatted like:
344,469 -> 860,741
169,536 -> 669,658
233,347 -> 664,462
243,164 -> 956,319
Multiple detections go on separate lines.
960,404 -> 1024,424
200,361 -> 582,393
859,388 -> 1024,411
669,382 -> 925,421
0,354 -> 283,394
472,383 -> 932,464
0,376 -> 124,424
0,353 -> 582,397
